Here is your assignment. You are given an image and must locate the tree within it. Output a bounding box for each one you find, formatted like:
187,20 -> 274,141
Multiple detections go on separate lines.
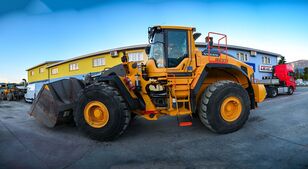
304,67 -> 308,80
295,68 -> 301,79
278,56 -> 286,64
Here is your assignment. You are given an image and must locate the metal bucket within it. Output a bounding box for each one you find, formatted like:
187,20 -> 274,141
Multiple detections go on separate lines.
29,78 -> 85,127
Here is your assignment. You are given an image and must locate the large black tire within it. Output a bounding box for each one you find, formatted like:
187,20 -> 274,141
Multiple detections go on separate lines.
287,86 -> 294,95
198,80 -> 251,134
74,83 -> 131,141
267,87 -> 278,98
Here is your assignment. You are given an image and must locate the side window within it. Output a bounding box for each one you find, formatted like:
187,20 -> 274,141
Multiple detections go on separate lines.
167,30 -> 188,67
149,32 -> 165,68
237,52 -> 249,62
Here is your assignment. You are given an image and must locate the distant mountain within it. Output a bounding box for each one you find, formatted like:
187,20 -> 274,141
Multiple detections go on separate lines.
288,60 -> 308,69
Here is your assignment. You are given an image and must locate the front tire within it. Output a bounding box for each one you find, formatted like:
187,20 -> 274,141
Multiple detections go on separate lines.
74,83 -> 131,141
198,80 -> 251,134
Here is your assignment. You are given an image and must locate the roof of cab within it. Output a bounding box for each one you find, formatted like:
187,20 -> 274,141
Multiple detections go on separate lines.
153,25 -> 195,31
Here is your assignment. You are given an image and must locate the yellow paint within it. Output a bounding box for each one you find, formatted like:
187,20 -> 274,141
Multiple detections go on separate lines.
158,25 -> 194,31
252,83 -> 266,103
48,53 -> 122,79
27,48 -> 146,83
220,96 -> 242,122
27,62 -> 58,83
83,101 -> 109,128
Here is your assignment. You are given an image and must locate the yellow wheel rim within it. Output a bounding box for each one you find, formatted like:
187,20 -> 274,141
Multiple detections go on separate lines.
220,96 -> 242,122
84,101 -> 109,128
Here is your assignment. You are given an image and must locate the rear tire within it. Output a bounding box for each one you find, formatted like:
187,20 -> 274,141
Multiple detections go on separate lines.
287,86 -> 294,95
74,83 -> 131,141
198,80 -> 251,134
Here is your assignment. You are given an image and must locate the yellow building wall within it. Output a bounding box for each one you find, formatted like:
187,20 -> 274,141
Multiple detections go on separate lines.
49,52 -> 123,79
28,48 -> 147,83
27,64 -> 50,83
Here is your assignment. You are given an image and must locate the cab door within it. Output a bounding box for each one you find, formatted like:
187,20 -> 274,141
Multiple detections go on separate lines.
165,29 -> 191,72
165,29 -> 193,102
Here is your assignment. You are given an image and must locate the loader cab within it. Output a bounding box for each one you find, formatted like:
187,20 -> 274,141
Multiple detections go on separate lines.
146,26 -> 193,70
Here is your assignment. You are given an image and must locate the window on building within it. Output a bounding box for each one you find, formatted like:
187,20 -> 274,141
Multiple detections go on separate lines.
262,56 -> 271,64
39,68 -> 44,73
51,68 -> 58,75
128,52 -> 144,62
237,52 -> 249,62
93,58 -> 106,67
30,71 -> 34,76
69,63 -> 79,71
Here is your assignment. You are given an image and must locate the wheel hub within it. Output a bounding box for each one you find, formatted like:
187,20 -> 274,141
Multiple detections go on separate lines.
84,101 -> 109,128
220,96 -> 242,122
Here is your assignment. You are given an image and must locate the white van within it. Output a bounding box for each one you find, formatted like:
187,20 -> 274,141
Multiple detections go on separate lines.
24,83 -> 44,103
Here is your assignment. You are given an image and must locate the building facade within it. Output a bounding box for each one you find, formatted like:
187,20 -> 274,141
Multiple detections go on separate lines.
27,44 -> 280,86
26,45 -> 147,84
26,60 -> 62,83
195,43 -> 280,81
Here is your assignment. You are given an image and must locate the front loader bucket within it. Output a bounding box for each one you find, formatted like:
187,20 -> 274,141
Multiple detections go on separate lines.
29,78 -> 85,128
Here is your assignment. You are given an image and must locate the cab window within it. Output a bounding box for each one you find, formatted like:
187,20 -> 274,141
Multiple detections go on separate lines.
149,32 -> 165,68
167,30 -> 188,68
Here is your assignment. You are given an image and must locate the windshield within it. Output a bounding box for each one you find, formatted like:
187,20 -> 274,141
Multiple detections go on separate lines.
167,30 -> 188,67
149,31 -> 165,68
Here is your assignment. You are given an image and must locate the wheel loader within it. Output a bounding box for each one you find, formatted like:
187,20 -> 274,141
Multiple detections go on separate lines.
29,26 -> 266,141
0,83 -> 24,101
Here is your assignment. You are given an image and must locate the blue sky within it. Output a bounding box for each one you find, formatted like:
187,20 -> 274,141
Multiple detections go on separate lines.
0,0 -> 308,82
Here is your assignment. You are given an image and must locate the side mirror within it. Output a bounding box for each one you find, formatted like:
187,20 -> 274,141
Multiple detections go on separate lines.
145,45 -> 151,55
121,52 -> 127,63
193,33 -> 201,40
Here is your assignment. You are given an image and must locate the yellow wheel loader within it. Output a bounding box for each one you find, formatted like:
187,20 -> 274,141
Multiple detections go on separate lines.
0,83 -> 24,101
29,26 -> 266,141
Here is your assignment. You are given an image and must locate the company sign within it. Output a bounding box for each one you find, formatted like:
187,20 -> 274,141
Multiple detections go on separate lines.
259,65 -> 273,72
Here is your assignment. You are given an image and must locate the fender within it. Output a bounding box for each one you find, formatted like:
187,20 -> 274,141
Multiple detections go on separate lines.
191,63 -> 256,113
96,75 -> 145,110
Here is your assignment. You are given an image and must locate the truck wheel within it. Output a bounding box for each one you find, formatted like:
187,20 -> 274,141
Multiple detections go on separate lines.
198,80 -> 250,134
287,87 -> 294,95
74,83 -> 131,141
267,87 -> 278,98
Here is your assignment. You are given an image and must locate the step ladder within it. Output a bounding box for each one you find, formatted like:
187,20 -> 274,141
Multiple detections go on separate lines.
167,74 -> 193,127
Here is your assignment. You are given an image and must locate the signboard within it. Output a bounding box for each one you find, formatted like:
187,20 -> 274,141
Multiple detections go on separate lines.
259,65 -> 273,72
245,62 -> 255,72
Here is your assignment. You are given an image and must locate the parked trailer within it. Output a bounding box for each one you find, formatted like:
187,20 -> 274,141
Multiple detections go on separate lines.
258,64 -> 296,98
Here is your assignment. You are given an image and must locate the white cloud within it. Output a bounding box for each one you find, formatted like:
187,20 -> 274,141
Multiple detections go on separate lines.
0,76 -> 9,83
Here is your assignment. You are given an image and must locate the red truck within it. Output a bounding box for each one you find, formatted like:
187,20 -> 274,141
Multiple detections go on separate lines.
259,64 -> 296,98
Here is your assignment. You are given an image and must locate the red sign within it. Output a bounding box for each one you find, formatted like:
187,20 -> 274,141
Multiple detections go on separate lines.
259,65 -> 273,72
